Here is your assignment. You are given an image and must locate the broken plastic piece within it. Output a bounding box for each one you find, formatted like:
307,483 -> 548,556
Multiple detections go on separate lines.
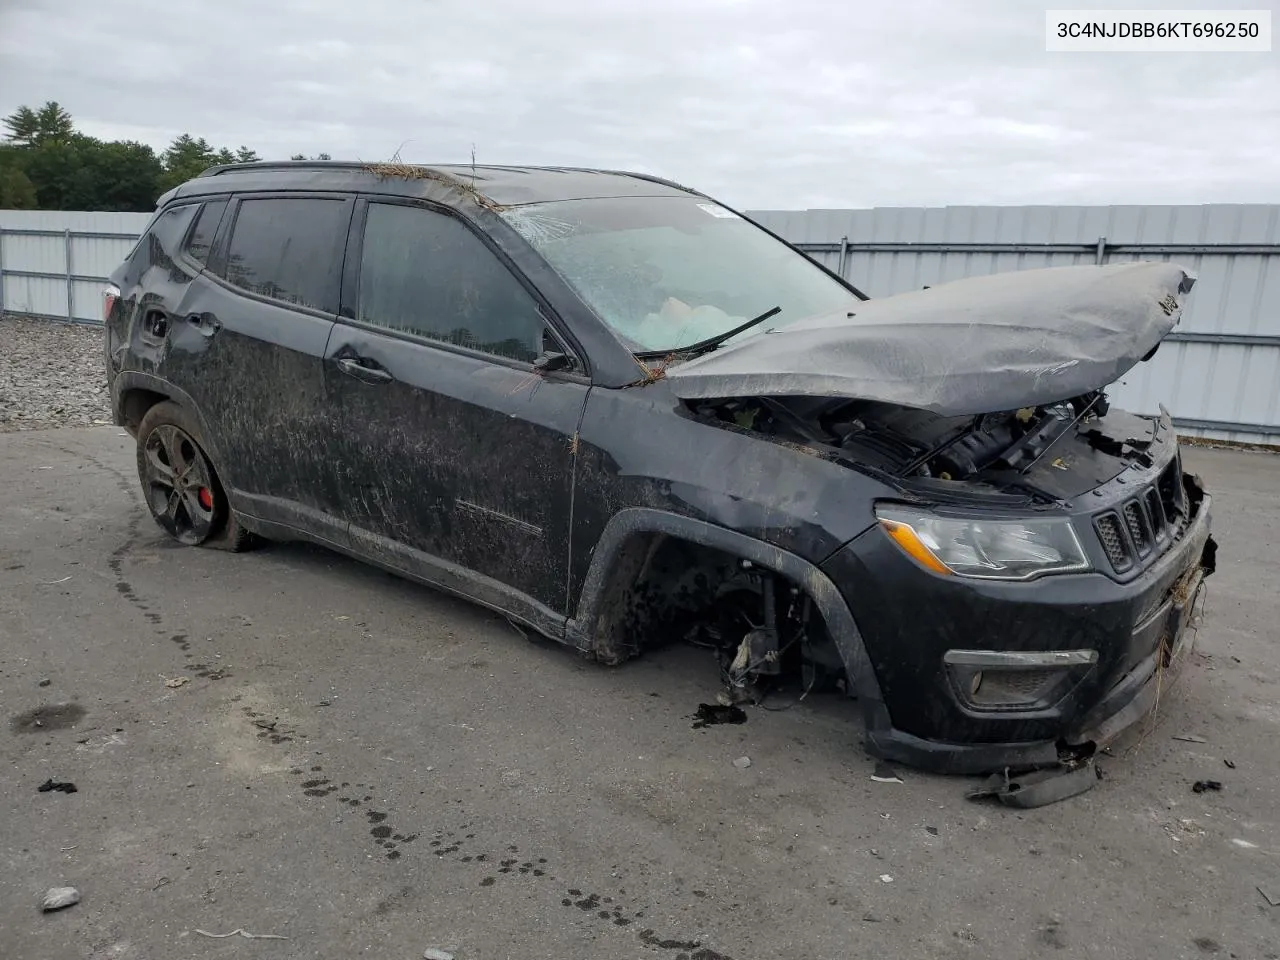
1192,780 -> 1223,793
871,761 -> 903,783
1172,733 -> 1208,743
41,887 -> 80,911
194,928 -> 289,940
424,950 -> 456,960
37,778 -> 77,794
1258,885 -> 1280,907
967,762 -> 1100,808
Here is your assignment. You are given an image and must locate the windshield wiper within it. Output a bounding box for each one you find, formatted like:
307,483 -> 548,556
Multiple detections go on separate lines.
633,305 -> 781,362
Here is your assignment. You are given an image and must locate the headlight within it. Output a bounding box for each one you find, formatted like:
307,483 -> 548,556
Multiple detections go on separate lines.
875,506 -> 1091,581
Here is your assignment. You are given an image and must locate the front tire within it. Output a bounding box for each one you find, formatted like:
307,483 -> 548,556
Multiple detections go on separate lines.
134,401 -> 253,551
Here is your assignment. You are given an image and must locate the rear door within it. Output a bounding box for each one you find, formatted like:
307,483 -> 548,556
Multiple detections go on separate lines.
324,198 -> 588,629
163,193 -> 355,546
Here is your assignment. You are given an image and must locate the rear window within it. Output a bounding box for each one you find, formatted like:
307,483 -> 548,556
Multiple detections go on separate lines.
119,203 -> 199,286
184,199 -> 227,265
222,198 -> 349,313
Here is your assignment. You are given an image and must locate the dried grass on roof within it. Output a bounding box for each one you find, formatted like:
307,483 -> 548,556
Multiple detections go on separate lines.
361,161 -> 503,210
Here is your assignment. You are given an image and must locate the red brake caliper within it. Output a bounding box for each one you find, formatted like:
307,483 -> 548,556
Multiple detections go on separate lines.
197,488 -> 214,511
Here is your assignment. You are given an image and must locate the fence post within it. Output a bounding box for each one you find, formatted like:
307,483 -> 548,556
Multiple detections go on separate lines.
0,227 -> 6,316
64,228 -> 74,322
838,235 -> 849,279
1095,236 -> 1107,265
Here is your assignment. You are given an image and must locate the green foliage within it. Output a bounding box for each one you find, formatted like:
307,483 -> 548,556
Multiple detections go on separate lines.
0,164 -> 38,208
2,101 -> 74,147
290,152 -> 332,160
0,101 -> 287,211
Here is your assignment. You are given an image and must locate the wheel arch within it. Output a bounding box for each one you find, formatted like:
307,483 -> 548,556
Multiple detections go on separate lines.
565,507 -> 890,728
113,372 -> 230,487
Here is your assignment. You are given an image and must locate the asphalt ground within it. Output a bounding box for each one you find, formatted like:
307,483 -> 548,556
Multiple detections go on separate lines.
1,426 -> 1278,960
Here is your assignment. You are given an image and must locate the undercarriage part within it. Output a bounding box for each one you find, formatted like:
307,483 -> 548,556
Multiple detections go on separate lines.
594,535 -> 846,705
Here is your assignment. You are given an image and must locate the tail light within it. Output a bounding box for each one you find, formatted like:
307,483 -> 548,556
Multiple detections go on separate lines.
103,284 -> 120,323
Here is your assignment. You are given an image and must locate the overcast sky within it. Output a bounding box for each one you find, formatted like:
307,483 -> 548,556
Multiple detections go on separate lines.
1,0 -> 1277,210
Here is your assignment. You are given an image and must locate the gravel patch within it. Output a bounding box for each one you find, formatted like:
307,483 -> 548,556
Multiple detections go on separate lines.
0,314 -> 111,432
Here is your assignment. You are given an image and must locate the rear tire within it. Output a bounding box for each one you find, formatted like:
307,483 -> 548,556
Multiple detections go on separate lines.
134,401 -> 254,552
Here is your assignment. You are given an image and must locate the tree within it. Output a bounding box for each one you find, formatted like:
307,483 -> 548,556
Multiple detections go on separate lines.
2,100 -> 74,146
291,152 -> 332,160
0,165 -> 38,208
0,101 -> 289,210
2,106 -> 39,146
158,136 -> 259,193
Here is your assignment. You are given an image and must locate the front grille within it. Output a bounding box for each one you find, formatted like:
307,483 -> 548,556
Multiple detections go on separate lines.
1123,501 -> 1150,555
1095,514 -> 1130,570
1093,454 -> 1186,574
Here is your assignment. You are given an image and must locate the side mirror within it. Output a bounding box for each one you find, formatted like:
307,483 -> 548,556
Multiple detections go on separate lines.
533,351 -> 572,373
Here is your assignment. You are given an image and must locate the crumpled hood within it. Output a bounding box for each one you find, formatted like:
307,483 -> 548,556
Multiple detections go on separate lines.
664,261 -> 1195,416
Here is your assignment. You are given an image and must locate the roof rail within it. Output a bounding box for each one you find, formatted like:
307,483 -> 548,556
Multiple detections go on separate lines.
198,160 -> 373,178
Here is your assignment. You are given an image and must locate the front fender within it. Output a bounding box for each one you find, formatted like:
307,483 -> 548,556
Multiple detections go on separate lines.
565,506 -> 890,734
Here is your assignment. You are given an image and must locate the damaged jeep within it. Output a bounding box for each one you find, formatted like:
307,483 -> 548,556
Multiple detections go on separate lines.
104,161 -> 1215,781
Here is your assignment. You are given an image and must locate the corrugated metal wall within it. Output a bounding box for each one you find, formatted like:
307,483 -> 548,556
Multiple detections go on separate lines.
748,204 -> 1280,445
4,205 -> 1278,444
0,210 -> 154,323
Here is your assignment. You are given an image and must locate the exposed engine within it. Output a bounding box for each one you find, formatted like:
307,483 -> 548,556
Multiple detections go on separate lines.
687,390 -> 1121,490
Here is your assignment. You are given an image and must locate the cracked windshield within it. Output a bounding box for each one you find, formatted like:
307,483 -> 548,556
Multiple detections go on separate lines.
502,196 -> 860,353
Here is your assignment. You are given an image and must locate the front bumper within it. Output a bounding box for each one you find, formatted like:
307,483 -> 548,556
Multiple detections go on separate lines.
821,478 -> 1215,775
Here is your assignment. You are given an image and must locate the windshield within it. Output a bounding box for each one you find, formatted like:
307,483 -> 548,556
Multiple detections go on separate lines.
500,196 -> 861,353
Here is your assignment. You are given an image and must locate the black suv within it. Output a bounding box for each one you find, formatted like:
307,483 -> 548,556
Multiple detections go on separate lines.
105,161 -> 1215,780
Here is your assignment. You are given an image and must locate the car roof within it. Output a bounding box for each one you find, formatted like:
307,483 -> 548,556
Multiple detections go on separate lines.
161,161 -> 704,209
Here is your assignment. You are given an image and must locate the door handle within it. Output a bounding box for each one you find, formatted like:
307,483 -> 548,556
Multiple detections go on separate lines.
336,357 -> 393,384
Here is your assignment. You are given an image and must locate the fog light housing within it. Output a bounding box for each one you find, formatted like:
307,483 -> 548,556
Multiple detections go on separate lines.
944,649 -> 1097,712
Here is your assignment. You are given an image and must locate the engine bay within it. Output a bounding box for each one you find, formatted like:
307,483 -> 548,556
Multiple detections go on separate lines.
686,391 -> 1165,501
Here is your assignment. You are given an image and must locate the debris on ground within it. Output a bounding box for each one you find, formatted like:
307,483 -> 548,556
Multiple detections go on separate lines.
41,887 -> 80,911
38,678 -> 50,687
691,703 -> 747,728
37,778 -> 77,794
164,676 -> 190,688
424,949 -> 456,960
1224,759 -> 1237,769
1173,733 -> 1209,743
194,928 -> 289,940
732,756 -> 752,769
967,762 -> 1099,807
1231,838 -> 1259,849
1258,885 -> 1280,907
878,874 -> 894,883
871,761 -> 903,783
1192,780 -> 1223,793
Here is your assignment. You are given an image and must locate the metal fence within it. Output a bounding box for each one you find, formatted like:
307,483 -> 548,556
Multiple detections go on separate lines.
752,204 -> 1280,445
3,205 -> 1278,444
0,210 -> 153,324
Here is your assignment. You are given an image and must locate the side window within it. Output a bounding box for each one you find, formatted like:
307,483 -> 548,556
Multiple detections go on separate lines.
121,204 -> 199,285
184,199 -> 227,266
358,203 -> 545,363
223,198 -> 348,313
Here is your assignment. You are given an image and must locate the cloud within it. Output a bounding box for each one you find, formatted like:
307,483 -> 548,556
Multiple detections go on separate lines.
1,0 -> 1277,208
